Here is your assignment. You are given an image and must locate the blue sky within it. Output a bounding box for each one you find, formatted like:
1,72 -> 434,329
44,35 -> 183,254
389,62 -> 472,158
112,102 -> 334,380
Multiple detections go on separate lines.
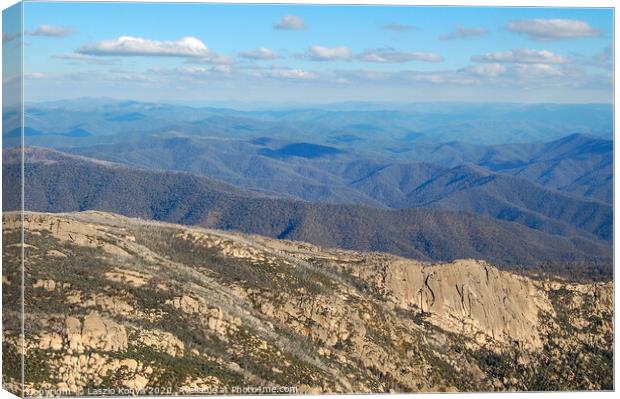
4,2 -> 613,103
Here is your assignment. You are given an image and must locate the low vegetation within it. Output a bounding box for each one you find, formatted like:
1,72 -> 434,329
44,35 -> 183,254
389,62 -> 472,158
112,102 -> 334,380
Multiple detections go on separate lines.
2,211 -> 612,395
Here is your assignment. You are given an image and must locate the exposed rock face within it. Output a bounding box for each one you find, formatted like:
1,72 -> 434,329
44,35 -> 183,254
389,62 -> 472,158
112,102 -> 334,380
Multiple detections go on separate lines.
381,259 -> 550,347
81,313 -> 128,352
18,212 -> 131,257
2,211 -> 613,396
39,333 -> 64,351
64,313 -> 128,353
104,268 -> 150,287
136,329 -> 185,357
166,295 -> 242,338
33,279 -> 57,291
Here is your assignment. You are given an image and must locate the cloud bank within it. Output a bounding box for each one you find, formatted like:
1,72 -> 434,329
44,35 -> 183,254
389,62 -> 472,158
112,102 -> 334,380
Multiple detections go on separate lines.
472,49 -> 566,64
240,47 -> 279,60
440,25 -> 488,40
358,48 -> 443,63
3,24 -> 74,43
507,19 -> 600,41
273,15 -> 307,30
27,24 -> 74,37
78,36 -> 212,58
303,46 -> 352,61
383,23 -> 415,32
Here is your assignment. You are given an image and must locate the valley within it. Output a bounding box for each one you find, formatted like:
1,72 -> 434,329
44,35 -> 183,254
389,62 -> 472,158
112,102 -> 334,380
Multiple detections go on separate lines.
2,146 -> 613,279
1,0 -> 615,394
2,99 -> 614,395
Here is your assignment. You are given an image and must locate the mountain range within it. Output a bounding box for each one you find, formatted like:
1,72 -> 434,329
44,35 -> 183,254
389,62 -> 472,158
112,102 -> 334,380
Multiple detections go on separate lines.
2,147 -> 612,279
3,100 -> 614,281
20,100 -> 612,145
64,134 -> 612,242
1,100 -> 614,394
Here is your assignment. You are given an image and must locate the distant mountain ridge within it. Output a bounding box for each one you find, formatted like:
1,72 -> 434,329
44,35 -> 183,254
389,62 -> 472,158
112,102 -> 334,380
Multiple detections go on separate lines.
407,133 -> 613,203
66,134 -> 612,242
350,162 -> 612,241
17,100 -> 612,204
2,147 -> 612,279
6,100 -> 612,282
21,100 -> 612,144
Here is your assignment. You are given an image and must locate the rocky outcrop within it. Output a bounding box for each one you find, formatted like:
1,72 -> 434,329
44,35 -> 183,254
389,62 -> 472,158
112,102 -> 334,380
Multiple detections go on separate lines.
381,259 -> 551,347
65,313 -> 128,353
136,329 -> 185,357
2,211 -> 613,395
53,353 -> 153,393
33,279 -> 57,291
104,268 -> 150,287
20,213 -> 131,257
166,295 -> 242,338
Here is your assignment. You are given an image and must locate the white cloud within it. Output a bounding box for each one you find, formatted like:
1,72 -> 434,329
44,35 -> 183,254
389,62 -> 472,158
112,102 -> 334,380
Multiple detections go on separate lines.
357,48 -> 443,63
145,64 -> 233,86
336,69 -> 392,82
320,63 -> 585,88
465,47 -> 592,86
60,70 -> 159,86
459,63 -> 507,78
78,36 -> 213,58
335,69 -> 476,86
459,62 -> 565,85
239,47 -> 279,60
27,24 -> 74,37
405,71 -> 478,85
383,23 -> 415,32
171,66 -> 210,75
273,15 -> 307,30
189,53 -> 235,65
304,45 -> 352,61
242,65 -> 316,80
3,24 -> 74,43
471,49 -> 566,64
53,53 -> 119,65
3,72 -> 44,85
511,63 -> 564,78
2,32 -> 21,43
150,64 -> 235,81
212,64 -> 232,74
270,68 -> 315,79
507,19 -> 600,41
439,25 -> 488,40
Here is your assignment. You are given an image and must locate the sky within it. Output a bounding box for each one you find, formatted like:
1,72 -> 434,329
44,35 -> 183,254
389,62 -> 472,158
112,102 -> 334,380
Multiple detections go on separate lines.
2,2 -> 614,104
